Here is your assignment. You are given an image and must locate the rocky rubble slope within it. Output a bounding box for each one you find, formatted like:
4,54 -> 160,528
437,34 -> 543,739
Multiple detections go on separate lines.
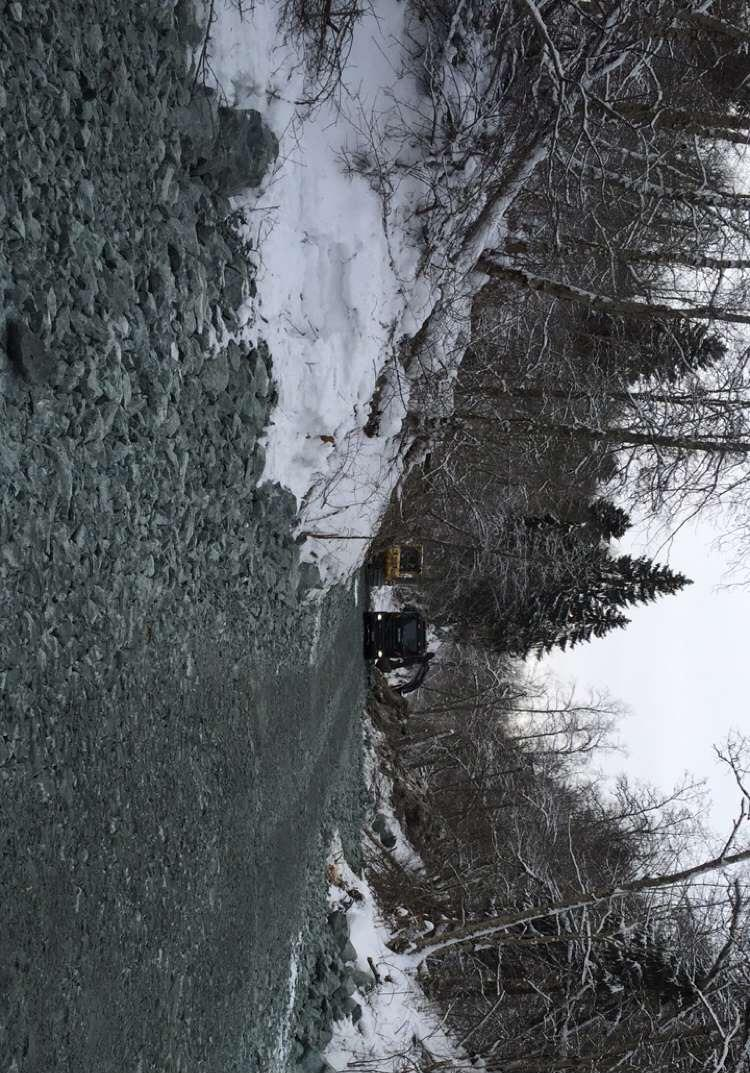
0,0 -> 291,652
0,3 -> 367,1072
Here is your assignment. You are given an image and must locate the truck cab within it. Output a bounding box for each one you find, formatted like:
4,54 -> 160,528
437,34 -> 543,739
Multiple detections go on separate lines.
363,609 -> 426,661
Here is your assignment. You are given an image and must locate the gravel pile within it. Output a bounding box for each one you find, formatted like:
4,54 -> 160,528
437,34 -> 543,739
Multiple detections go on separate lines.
0,1 -> 290,654
291,907 -> 375,1072
0,2 -> 366,1070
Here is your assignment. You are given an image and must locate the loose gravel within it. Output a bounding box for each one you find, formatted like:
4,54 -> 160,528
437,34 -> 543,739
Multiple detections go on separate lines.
0,2 -> 366,1070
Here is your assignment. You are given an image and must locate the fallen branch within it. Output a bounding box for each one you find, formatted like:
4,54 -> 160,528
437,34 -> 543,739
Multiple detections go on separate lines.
300,531 -> 372,540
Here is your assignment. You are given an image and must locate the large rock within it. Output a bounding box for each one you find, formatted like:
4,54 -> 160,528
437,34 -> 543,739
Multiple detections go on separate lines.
372,812 -> 397,850
342,997 -> 363,1023
5,320 -> 56,385
201,351 -> 230,397
327,909 -> 350,946
340,940 -> 357,964
175,87 -> 220,162
351,967 -> 376,992
192,106 -> 278,196
295,1051 -> 335,1073
333,975 -> 357,1002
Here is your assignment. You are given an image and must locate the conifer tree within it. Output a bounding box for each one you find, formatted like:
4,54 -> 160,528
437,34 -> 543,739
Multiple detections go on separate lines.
585,498 -> 631,540
576,313 -> 726,386
503,549 -> 691,657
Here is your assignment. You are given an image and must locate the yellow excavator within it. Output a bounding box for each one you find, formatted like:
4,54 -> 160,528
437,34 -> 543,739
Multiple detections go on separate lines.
367,543 -> 424,585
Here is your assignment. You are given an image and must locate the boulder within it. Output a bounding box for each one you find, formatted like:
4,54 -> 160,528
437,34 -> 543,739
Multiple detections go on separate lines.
351,967 -> 376,992
340,940 -> 357,964
372,812 -> 397,850
175,87 -> 219,163
192,107 -> 278,196
381,829 -> 398,850
201,351 -> 230,397
295,1050 -> 329,1073
5,320 -> 56,385
253,355 -> 270,398
333,976 -> 357,1002
327,909 -> 349,945
342,997 -> 363,1023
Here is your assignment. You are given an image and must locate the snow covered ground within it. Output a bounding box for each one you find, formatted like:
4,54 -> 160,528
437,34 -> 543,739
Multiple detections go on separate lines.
324,834 -> 472,1073
195,0 -> 439,587
314,699 -> 476,1072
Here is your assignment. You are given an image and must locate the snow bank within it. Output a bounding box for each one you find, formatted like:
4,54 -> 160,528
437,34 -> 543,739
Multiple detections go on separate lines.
362,707 -> 426,875
198,0 -> 439,587
324,834 -> 475,1072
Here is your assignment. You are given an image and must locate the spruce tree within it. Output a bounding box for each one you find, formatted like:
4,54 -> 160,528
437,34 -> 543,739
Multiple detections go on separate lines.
586,498 -> 630,540
577,311 -> 726,385
504,548 -> 691,657
592,555 -> 691,609
623,319 -> 726,385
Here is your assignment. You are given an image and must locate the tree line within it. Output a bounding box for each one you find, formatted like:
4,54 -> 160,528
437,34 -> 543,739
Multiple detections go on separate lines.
369,664 -> 750,1073
365,2 -> 750,1070
373,0 -> 750,657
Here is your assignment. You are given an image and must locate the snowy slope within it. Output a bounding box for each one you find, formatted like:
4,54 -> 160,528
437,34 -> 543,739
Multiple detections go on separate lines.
324,835 -> 478,1073
192,0 -> 548,589
195,0 -> 437,587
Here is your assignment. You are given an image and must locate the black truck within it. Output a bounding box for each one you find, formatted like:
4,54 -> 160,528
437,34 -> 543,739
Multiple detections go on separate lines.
363,609 -> 433,694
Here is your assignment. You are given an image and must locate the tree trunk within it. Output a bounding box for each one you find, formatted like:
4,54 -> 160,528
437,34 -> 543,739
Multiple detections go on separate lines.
476,258 -> 750,327
614,101 -> 750,134
507,418 -> 750,456
572,162 -> 750,211
466,383 -> 750,413
618,248 -> 750,272
502,235 -> 750,272
406,845 -> 750,957
453,411 -> 750,456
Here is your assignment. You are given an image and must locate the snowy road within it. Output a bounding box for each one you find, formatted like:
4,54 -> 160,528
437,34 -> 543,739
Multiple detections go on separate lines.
0,3 -> 365,1070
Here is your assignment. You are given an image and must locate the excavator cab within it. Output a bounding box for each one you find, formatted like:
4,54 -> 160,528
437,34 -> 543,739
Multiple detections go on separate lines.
367,544 -> 424,585
383,544 -> 423,583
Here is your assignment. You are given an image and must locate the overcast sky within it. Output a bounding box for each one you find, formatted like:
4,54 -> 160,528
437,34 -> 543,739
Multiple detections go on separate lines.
544,515 -> 748,843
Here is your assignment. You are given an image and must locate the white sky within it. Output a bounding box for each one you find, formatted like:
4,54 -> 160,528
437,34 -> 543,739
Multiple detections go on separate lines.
543,146 -> 750,848
544,516 -> 749,843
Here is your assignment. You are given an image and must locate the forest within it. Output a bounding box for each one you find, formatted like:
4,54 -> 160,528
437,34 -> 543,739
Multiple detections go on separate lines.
363,1 -> 750,1069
